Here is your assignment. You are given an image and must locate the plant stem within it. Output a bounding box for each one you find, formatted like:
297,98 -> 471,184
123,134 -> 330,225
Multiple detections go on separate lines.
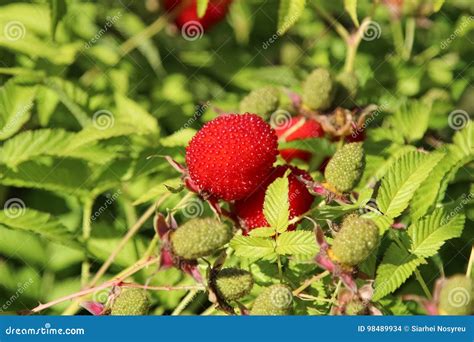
81,197 -> 94,287
122,283 -> 205,292
171,289 -> 200,316
344,18 -> 372,73
403,17 -> 416,60
201,304 -> 217,316
90,201 -> 163,287
466,245 -> 474,278
293,270 -> 330,296
414,269 -> 432,300
329,280 -> 342,314
35,256 -> 160,314
314,6 -> 350,42
277,256 -> 283,282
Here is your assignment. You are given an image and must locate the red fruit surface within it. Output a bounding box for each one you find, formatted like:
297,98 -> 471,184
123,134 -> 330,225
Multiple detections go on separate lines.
234,165 -> 314,232
164,0 -> 232,30
185,113 -> 278,201
274,116 -> 324,162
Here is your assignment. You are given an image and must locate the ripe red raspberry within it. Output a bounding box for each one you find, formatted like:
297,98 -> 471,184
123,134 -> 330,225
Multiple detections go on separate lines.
274,116 -> 324,162
164,0 -> 232,31
234,165 -> 314,232
186,114 -> 278,201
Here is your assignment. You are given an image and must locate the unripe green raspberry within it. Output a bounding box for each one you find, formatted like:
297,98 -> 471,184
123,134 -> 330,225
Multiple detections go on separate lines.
334,72 -> 359,108
345,298 -> 367,315
239,86 -> 280,118
331,215 -> 379,267
438,275 -> 473,315
324,142 -> 365,193
302,68 -> 335,111
171,218 -> 233,260
214,268 -> 254,301
110,289 -> 149,316
250,284 -> 293,315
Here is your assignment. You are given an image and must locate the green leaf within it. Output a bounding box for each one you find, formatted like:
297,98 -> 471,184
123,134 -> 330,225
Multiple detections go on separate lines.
0,208 -> 81,249
114,93 -> 159,134
248,227 -> 276,238
197,0 -> 209,18
373,243 -> 426,301
230,235 -> 276,260
408,208 -> 465,258
344,0 -> 359,26
49,0 -> 67,41
0,80 -> 36,140
0,159 -> 92,196
410,145 -> 472,220
387,100 -> 431,143
277,0 -> 306,35
275,231 -> 317,256
263,174 -> 290,233
376,151 -> 444,218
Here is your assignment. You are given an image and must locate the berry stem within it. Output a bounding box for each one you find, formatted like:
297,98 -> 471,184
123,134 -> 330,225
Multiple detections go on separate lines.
33,256 -> 160,314
414,269 -> 432,300
171,289 -> 201,316
292,270 -> 330,296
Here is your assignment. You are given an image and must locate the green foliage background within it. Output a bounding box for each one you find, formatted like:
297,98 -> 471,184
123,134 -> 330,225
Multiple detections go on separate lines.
0,0 -> 472,315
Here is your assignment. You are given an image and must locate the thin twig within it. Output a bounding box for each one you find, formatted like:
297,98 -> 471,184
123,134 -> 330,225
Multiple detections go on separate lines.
33,256 -> 160,314
293,270 -> 330,296
171,289 -> 201,316
466,245 -> 474,278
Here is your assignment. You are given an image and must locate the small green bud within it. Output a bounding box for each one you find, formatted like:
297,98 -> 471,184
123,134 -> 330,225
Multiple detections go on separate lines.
345,298 -> 368,315
110,289 -> 149,316
280,42 -> 300,66
250,284 -> 293,315
302,68 -> 335,111
334,72 -> 359,108
438,275 -> 473,315
332,215 -> 379,267
324,142 -> 365,193
214,268 -> 254,301
171,218 -> 233,260
239,86 -> 280,118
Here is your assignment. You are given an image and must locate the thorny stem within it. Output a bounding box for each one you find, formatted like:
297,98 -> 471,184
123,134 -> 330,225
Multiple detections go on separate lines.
34,256 -> 160,314
293,271 -> 331,296
123,283 -> 205,292
172,289 -> 201,316
296,293 -> 336,303
277,256 -> 283,282
61,201 -> 162,316
201,304 -> 217,316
